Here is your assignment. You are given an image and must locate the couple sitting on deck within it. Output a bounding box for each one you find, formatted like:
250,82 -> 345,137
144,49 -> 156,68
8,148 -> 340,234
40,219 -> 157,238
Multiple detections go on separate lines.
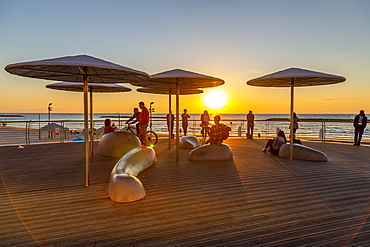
205,115 -> 231,144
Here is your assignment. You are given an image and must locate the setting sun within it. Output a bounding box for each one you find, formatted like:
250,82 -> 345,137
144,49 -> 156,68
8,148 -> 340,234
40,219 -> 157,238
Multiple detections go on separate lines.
204,89 -> 227,110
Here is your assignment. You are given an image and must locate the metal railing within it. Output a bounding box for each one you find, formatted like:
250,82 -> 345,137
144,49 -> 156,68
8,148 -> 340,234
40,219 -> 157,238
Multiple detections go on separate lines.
0,118 -> 368,146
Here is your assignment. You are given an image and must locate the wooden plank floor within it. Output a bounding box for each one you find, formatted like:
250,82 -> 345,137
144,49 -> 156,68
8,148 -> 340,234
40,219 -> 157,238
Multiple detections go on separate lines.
1,138 -> 370,246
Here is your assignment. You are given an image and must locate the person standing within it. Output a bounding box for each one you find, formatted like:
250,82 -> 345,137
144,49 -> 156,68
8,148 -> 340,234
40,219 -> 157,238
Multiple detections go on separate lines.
166,111 -> 175,139
138,102 -> 149,146
246,110 -> 254,139
290,112 -> 299,140
181,109 -> 190,136
354,110 -> 367,146
126,107 -> 140,135
200,110 -> 210,138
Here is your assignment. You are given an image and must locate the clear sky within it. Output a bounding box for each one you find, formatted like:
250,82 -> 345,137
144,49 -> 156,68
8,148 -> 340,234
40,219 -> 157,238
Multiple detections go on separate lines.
1,0 -> 369,114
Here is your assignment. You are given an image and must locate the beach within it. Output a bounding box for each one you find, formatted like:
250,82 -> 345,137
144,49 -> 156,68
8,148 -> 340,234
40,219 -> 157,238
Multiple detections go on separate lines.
1,138 -> 370,246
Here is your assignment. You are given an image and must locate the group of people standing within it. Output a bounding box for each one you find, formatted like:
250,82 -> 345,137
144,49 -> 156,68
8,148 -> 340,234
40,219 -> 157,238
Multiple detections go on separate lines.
104,101 -> 150,146
166,109 -> 191,139
105,105 -> 367,148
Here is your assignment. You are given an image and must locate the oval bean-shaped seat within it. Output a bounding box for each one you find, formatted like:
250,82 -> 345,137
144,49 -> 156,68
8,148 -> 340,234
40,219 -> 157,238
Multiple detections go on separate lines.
109,146 -> 157,203
188,143 -> 233,161
97,131 -> 141,158
180,136 -> 200,149
279,143 -> 327,162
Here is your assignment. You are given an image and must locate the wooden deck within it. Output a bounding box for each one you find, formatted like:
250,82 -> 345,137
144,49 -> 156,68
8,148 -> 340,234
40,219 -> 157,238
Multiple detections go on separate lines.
1,138 -> 370,246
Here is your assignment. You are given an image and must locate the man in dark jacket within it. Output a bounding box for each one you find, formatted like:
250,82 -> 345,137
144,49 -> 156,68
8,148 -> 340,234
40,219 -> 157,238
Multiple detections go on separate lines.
353,110 -> 367,146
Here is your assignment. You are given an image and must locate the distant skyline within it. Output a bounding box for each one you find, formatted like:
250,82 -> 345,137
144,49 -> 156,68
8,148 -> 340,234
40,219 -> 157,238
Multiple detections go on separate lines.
1,0 -> 369,114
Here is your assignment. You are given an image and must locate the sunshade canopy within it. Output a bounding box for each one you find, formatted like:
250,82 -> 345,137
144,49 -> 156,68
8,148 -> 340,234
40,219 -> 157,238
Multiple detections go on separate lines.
5,54 -> 149,187
5,54 -> 150,83
46,82 -> 131,93
137,87 -> 203,95
246,67 -> 346,161
247,67 -> 346,87
131,69 -> 224,89
131,68 -> 223,163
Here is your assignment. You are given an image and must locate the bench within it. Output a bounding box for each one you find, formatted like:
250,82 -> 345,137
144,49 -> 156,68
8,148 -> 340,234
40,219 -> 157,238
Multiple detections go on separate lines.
180,136 -> 200,149
109,146 -> 157,203
279,143 -> 327,162
97,131 -> 141,157
189,143 -> 233,161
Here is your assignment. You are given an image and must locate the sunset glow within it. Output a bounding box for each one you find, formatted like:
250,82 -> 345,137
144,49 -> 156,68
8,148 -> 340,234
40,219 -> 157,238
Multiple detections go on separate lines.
204,90 -> 227,110
0,1 -> 369,114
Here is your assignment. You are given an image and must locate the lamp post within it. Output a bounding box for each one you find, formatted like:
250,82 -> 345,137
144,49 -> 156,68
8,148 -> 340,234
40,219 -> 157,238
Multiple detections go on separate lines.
48,103 -> 52,124
149,102 -> 154,131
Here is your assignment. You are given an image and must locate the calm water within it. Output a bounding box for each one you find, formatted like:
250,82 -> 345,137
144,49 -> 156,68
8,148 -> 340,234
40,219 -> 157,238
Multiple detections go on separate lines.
1,113 -> 368,140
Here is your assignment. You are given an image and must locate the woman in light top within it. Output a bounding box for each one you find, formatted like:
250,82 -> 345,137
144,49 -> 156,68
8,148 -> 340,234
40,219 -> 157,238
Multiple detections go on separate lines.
262,130 -> 287,155
200,110 -> 210,138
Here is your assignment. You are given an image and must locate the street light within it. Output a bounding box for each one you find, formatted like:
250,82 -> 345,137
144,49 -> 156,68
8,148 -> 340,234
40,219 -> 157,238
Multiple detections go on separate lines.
48,103 -> 52,124
149,102 -> 154,130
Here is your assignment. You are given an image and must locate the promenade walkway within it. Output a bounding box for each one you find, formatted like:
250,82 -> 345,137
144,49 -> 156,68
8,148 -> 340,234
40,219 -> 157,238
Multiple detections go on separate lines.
1,138 -> 370,246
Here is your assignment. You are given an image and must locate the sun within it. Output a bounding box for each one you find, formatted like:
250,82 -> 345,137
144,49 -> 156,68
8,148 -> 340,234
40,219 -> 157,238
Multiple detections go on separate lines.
204,89 -> 227,110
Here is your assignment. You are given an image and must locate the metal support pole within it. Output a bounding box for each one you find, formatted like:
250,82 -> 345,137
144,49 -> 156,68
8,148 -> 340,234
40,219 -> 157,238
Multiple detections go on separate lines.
168,89 -> 172,149
38,114 -> 41,140
289,78 -> 294,161
176,80 -> 180,163
82,68 -> 90,187
89,88 -> 94,157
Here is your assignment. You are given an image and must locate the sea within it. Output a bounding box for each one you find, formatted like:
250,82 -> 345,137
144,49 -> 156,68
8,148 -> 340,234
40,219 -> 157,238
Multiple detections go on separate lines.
1,113 -> 368,141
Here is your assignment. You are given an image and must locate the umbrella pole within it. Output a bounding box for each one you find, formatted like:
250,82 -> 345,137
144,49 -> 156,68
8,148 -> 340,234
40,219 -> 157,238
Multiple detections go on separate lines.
289,78 -> 294,161
89,88 -> 94,157
176,81 -> 180,163
83,69 -> 90,187
168,90 -> 172,149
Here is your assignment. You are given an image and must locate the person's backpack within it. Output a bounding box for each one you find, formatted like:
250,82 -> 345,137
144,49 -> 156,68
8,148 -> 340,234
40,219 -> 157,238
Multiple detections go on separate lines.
222,129 -> 230,140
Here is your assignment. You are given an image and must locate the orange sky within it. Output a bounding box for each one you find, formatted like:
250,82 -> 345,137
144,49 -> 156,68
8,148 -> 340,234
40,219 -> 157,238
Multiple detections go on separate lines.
1,1 -> 369,115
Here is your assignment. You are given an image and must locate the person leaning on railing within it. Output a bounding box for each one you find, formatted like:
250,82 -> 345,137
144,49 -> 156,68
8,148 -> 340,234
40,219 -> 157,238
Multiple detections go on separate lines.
354,110 -> 367,146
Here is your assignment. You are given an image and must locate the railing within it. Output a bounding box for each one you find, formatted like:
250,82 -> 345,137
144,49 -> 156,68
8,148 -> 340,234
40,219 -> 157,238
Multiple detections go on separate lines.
0,118 -> 368,146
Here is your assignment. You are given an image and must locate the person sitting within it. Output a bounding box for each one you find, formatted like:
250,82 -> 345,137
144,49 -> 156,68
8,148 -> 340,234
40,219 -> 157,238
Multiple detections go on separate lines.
104,118 -> 117,134
207,115 -> 231,144
126,107 -> 141,135
262,130 -> 287,155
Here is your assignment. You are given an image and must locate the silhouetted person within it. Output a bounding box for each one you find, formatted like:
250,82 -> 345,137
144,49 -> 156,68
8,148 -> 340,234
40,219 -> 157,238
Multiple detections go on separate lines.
166,111 -> 175,139
289,112 -> 299,140
126,107 -> 140,135
181,109 -> 190,136
354,110 -> 367,146
247,110 -> 254,139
